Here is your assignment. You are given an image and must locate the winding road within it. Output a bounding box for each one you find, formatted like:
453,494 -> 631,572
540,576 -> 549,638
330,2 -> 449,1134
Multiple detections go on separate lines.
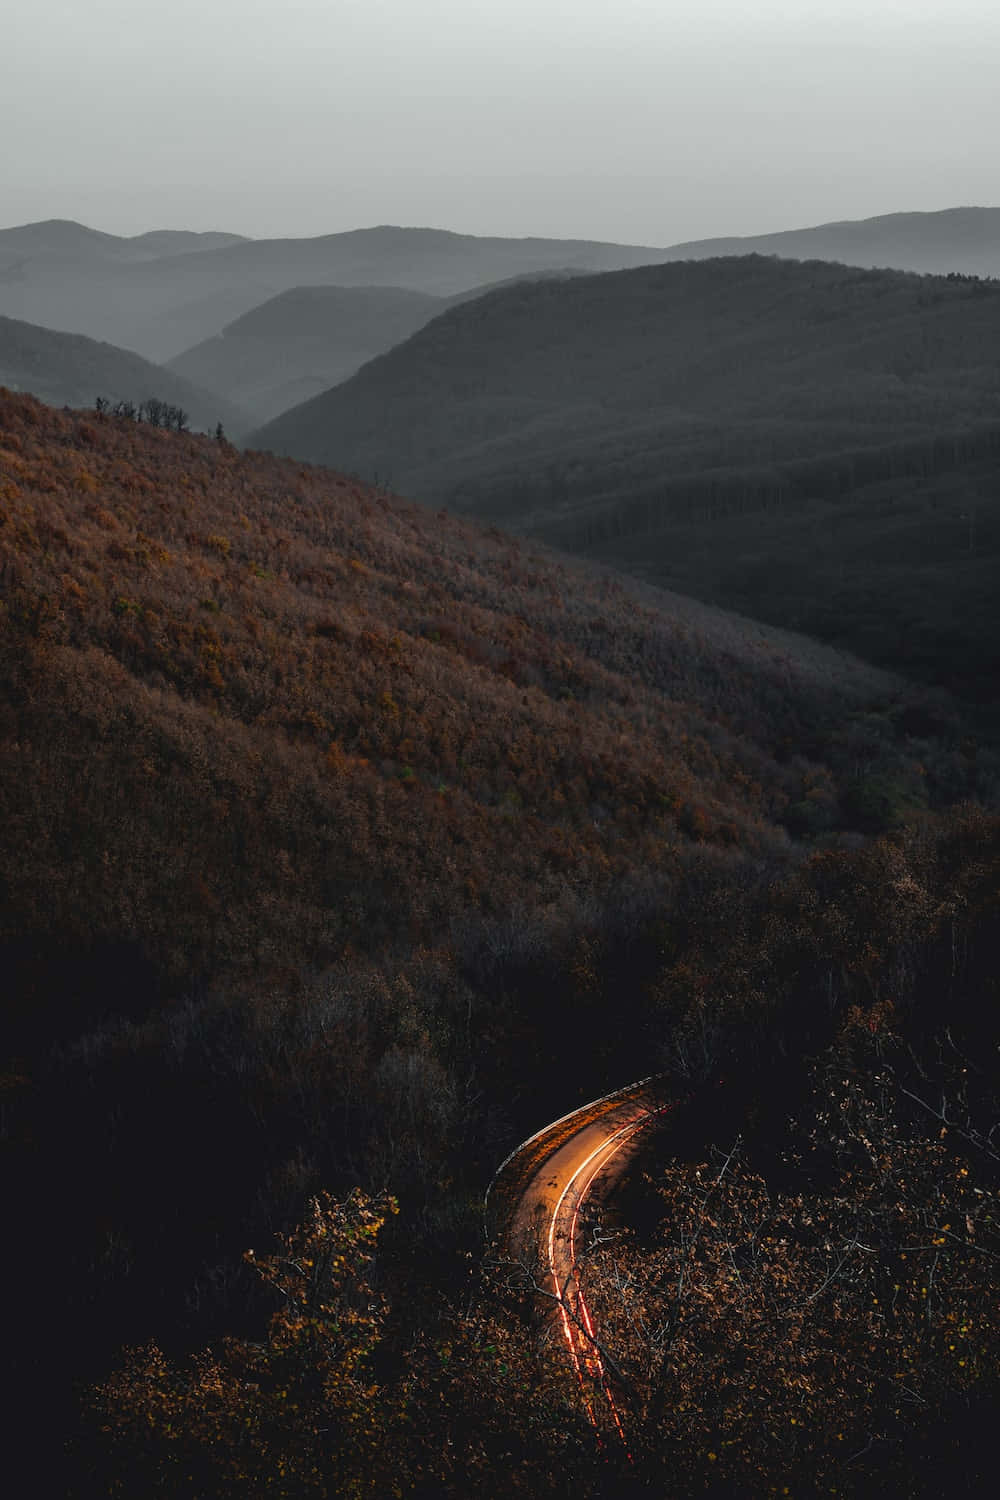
492,1079 -> 668,1441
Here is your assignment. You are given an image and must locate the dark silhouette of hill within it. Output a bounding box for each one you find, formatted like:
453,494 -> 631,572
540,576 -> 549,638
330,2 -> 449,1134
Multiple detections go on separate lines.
0,218 -> 247,264
167,271 -> 586,423
0,314 -> 249,434
0,221 -> 663,361
249,254 -> 1000,698
663,206 -> 1000,279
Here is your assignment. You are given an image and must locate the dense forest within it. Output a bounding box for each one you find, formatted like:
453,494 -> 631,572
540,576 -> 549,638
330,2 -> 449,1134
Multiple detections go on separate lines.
250,255 -> 1000,701
2,391 -> 998,1495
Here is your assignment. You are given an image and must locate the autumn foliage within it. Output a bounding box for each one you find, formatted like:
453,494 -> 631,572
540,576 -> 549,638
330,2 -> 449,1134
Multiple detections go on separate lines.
1,391 -> 998,1495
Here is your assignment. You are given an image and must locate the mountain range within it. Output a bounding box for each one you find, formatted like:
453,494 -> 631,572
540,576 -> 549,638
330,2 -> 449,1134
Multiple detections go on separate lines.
2,207 -> 999,365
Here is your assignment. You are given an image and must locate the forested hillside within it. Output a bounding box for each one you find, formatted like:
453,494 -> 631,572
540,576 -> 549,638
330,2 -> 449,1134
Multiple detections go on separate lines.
250,255 -> 1000,698
2,391 -> 998,1495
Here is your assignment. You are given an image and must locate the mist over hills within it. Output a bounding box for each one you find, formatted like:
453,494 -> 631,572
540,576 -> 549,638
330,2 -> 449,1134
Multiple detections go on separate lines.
249,254 -> 1000,698
1,206 -> 998,365
0,314 -> 248,435
167,284 -> 451,423
0,221 -> 661,361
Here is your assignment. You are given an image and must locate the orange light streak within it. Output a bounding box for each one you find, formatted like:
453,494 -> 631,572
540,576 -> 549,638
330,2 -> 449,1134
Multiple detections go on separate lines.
545,1106 -> 660,1452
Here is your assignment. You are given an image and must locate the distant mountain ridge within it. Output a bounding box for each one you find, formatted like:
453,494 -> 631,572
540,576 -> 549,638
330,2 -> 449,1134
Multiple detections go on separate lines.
0,219 -> 249,258
2,205 -> 999,362
662,207 -> 1000,279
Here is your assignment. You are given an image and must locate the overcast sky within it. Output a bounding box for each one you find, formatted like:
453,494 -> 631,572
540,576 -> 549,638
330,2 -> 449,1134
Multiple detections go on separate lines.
5,0 -> 998,242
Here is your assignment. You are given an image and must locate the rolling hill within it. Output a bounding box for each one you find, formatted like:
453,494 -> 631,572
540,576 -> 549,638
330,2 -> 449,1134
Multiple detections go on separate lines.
0,218 -> 248,264
0,314 -> 249,434
2,206 -> 999,366
166,271 -> 586,422
168,284 -> 450,422
4,205 -> 999,366
249,254 -> 1000,698
0,383 -> 916,1000
0,221 -> 663,361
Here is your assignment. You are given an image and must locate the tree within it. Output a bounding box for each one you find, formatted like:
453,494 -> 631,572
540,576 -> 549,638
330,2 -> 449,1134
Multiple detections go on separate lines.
91,1190 -> 401,1497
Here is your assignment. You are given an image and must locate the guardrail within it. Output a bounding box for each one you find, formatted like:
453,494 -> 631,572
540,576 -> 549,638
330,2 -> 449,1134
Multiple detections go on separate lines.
483,1072 -> 668,1246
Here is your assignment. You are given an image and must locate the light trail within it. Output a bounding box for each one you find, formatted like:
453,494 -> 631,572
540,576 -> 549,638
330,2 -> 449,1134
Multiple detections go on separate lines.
545,1107 -> 660,1451
492,1078 -> 675,1451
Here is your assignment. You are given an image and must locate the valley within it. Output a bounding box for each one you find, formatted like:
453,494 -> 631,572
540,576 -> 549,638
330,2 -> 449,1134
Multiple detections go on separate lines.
1,201 -> 999,1498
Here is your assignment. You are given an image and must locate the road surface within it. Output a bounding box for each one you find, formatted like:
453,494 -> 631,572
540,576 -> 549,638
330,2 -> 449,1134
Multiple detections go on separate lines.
500,1080 -> 667,1440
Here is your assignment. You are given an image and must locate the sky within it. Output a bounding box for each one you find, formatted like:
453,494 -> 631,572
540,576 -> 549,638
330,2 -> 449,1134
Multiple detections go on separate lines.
5,0 -> 999,243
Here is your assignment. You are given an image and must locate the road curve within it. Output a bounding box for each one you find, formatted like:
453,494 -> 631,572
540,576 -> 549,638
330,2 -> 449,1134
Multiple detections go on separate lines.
493,1080 -> 667,1439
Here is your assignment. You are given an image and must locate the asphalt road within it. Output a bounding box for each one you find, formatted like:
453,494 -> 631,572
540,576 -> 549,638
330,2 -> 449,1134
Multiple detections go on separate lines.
504,1082 -> 666,1438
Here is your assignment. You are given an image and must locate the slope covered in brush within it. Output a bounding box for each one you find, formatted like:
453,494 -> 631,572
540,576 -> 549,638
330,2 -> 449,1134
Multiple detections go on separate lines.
249,255 -> 1000,696
1,387 -> 928,997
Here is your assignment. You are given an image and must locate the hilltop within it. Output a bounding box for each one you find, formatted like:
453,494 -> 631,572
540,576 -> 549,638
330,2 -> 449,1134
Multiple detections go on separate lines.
664,206 -> 1000,280
249,254 -> 1000,698
0,218 -> 248,258
0,314 -> 249,434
